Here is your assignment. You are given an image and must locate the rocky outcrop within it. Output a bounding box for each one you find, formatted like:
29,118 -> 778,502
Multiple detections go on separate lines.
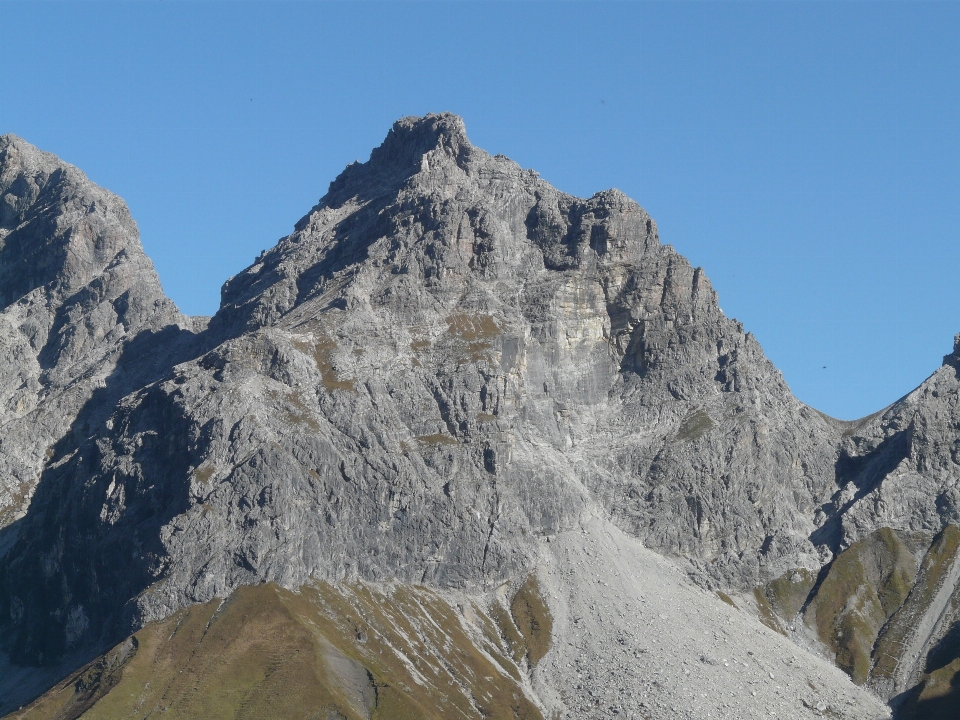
827,335 -> 960,548
0,135 -> 197,530
0,115 -> 955,717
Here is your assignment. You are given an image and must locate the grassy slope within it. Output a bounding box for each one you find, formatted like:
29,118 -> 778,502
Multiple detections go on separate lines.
7,579 -> 550,720
757,525 -> 960,718
804,527 -> 918,684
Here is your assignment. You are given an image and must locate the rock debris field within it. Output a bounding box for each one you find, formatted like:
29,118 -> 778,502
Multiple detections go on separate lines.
531,515 -> 890,720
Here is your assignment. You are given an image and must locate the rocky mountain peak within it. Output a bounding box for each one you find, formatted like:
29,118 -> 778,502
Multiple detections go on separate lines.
0,133 -> 60,190
1,134 -> 141,308
376,112 -> 471,167
321,112 -> 474,210
0,133 -> 182,347
5,116 -> 843,650
1,118 -> 958,719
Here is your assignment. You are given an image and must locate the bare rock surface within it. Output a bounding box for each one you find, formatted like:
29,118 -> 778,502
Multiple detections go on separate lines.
0,135 -> 198,530
0,115 -> 956,716
828,335 -> 960,549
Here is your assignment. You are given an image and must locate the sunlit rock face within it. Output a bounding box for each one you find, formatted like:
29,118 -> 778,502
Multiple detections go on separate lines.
830,336 -> 960,547
0,115 -> 956,719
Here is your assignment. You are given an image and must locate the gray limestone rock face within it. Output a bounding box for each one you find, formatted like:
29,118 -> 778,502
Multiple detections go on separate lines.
813,336 -> 960,552
0,117 -> 955,719
0,135 -> 195,531
207,113 -> 845,591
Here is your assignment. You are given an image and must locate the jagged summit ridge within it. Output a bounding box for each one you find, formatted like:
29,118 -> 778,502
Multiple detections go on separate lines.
215,113 -> 657,335
322,112 -> 473,206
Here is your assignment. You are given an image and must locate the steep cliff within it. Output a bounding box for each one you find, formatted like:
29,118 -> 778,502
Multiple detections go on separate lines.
0,135 -> 197,531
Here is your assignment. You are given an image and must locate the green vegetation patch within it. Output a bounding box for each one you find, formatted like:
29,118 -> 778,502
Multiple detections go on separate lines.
193,465 -> 215,485
415,433 -> 460,446
301,582 -> 543,720
873,525 -> 960,683
15,582 -> 544,720
676,410 -> 714,442
14,636 -> 139,720
833,595 -> 883,685
752,588 -> 786,636
716,591 -> 738,609
491,598 -> 528,665
509,575 -> 554,668
0,480 -> 32,527
292,334 -> 356,393
763,568 -> 817,620
14,586 -> 354,720
446,313 -> 500,363
897,657 -> 960,720
873,528 -> 918,616
447,313 -> 500,343
804,527 -> 917,684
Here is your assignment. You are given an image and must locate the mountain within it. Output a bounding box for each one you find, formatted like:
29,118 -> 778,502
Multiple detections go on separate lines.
0,114 -> 956,719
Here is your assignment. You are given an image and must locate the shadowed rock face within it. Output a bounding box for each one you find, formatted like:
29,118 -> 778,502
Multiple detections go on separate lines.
0,135 -> 195,531
0,115 -> 956,718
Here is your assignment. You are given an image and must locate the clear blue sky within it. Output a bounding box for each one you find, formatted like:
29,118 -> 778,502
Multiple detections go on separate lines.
2,1 -> 958,420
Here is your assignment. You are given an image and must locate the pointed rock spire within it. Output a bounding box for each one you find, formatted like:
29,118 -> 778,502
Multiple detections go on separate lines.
322,113 -> 475,207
